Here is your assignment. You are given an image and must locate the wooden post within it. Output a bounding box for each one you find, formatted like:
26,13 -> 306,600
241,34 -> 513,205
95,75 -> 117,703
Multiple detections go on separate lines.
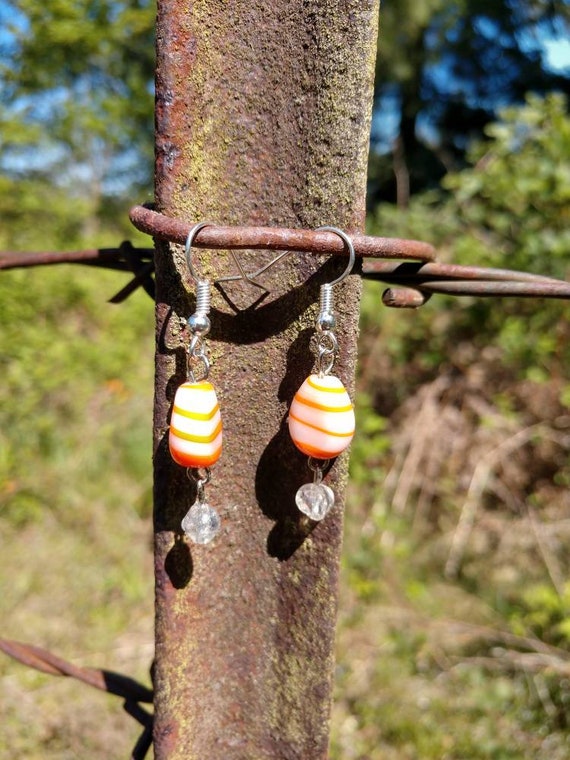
152,2 -> 379,757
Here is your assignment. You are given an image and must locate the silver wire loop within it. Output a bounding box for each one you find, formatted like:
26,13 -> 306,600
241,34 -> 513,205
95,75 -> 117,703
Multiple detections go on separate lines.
187,335 -> 210,382
316,225 -> 356,288
185,222 -> 212,283
184,222 -> 213,383
308,457 -> 329,483
187,467 -> 212,503
316,331 -> 338,376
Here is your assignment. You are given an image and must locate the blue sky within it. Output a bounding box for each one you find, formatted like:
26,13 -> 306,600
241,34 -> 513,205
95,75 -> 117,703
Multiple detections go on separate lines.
544,38 -> 570,72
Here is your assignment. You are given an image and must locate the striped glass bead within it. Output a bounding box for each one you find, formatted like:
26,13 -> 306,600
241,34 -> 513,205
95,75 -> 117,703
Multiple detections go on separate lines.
169,381 -> 222,468
288,374 -> 355,459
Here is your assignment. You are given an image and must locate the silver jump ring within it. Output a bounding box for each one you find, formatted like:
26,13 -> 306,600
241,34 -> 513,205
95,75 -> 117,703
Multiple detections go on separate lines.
308,458 -> 329,482
187,467 -> 212,503
187,354 -> 210,383
317,331 -> 338,354
187,467 -> 211,487
316,331 -> 338,376
318,350 -> 336,377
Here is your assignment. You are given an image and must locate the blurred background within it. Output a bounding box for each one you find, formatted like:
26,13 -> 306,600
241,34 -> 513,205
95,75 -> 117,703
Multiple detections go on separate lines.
1,1 -> 569,757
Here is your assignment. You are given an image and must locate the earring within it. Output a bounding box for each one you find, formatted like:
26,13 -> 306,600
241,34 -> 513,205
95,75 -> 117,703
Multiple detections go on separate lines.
288,226 -> 356,521
168,223 -> 223,544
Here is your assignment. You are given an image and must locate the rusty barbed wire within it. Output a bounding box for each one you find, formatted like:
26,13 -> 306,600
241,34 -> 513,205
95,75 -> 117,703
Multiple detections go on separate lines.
0,638 -> 153,759
2,210 -> 569,304
362,259 -> 570,302
127,205 -> 570,302
0,244 -> 152,272
128,204 -> 438,261
0,242 -> 156,303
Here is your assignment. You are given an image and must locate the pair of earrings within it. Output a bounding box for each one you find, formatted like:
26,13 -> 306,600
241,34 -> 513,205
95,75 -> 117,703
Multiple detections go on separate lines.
168,224 -> 356,544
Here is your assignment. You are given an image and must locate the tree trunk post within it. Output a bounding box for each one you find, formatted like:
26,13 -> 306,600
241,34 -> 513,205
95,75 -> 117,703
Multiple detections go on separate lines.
152,3 -> 379,757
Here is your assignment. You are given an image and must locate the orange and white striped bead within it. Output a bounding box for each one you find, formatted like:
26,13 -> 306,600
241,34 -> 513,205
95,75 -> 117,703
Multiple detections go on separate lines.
288,374 -> 355,459
169,381 -> 222,468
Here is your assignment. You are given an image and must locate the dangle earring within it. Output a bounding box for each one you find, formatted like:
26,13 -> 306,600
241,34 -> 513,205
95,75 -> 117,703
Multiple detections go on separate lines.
288,226 -> 356,521
168,223 -> 223,544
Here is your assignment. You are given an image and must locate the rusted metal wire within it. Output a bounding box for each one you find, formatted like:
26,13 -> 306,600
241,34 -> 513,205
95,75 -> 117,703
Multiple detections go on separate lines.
127,207 -> 570,300
128,204 -> 438,262
382,287 -> 432,308
0,246 -> 151,271
363,259 -> 570,302
125,206 -> 570,302
0,243 -> 156,303
3,216 -> 569,304
0,638 -> 153,759
0,638 -> 152,701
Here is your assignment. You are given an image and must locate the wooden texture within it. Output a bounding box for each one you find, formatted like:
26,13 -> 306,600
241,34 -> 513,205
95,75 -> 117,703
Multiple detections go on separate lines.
153,2 -> 379,757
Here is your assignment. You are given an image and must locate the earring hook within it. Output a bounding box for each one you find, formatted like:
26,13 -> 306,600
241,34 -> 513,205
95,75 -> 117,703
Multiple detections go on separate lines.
185,222 -> 212,283
316,225 -> 356,287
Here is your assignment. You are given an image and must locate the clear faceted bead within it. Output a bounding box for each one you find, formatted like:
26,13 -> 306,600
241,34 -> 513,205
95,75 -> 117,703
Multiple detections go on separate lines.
295,482 -> 335,521
181,500 -> 221,544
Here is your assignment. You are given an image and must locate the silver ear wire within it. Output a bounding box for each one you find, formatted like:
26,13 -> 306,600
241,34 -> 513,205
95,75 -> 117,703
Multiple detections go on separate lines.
172,222 -> 223,543
184,223 -> 213,383
314,226 -> 355,339
316,226 -> 356,288
185,222 -> 212,283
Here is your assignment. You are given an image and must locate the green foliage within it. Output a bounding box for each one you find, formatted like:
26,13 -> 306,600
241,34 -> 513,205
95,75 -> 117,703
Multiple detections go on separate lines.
0,265 -> 154,528
369,94 -> 570,385
0,13 -> 156,754
0,0 -> 155,238
0,174 -> 91,249
514,582 -> 570,646
348,391 -> 390,488
446,93 -> 570,277
370,0 -> 570,202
